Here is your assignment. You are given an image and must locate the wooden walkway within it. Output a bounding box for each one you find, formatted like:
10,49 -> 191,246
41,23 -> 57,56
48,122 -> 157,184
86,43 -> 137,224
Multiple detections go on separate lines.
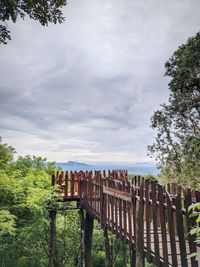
52,170 -> 200,267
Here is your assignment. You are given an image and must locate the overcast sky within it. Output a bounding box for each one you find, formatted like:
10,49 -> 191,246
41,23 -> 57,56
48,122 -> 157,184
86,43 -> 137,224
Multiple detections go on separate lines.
0,0 -> 200,163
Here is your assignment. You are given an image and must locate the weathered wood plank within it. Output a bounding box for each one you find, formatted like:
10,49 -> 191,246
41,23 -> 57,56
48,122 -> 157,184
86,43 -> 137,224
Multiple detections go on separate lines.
103,187 -> 131,202
123,199 -> 127,242
64,171 -> 68,198
151,181 -> 160,266
145,180 -> 151,262
70,171 -> 74,197
158,185 -> 169,266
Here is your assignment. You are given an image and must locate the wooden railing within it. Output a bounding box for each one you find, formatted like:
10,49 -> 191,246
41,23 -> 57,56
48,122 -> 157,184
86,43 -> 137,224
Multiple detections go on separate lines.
52,170 -> 200,267
52,170 -> 84,200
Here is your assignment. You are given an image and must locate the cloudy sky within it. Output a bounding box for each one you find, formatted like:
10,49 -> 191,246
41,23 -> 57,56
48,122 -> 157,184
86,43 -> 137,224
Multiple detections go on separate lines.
0,0 -> 200,163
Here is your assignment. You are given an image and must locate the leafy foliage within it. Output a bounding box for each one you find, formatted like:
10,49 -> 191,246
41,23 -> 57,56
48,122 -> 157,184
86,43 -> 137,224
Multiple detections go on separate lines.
0,137 -> 15,169
0,140 -> 62,263
0,0 -> 67,44
0,25 -> 11,44
92,224 -> 136,267
188,202 -> 200,261
148,32 -> 200,188
0,210 -> 16,236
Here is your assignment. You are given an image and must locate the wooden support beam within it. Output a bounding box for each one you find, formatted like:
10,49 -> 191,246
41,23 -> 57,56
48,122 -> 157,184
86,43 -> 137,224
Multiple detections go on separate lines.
84,212 -> 94,267
48,210 -> 58,267
104,226 -> 113,267
130,245 -> 136,267
79,208 -> 85,267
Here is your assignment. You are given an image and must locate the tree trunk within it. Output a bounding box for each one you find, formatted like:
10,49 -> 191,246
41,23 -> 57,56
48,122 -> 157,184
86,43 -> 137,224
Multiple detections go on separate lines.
48,210 -> 58,267
84,212 -> 94,267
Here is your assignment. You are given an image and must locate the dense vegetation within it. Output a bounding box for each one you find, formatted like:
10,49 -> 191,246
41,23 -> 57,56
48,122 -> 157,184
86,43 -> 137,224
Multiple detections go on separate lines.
0,138 -> 80,266
148,32 -> 200,188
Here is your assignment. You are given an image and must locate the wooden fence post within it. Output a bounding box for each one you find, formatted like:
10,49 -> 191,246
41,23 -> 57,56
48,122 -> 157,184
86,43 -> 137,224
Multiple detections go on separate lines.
100,174 -> 105,226
130,182 -> 136,267
135,182 -> 144,267
175,194 -> 188,267
151,181 -> 160,266
158,185 -> 168,267
51,173 -> 55,186
64,171 -> 68,199
166,191 -> 178,267
145,180 -> 151,263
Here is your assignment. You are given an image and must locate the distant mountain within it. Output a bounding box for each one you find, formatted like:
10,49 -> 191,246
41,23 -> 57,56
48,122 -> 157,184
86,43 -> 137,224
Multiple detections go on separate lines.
65,161 -> 91,167
55,161 -> 159,175
55,161 -> 92,171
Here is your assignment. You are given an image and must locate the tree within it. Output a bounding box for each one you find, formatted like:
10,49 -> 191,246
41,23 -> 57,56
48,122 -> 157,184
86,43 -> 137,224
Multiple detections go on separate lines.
0,137 -> 15,169
148,32 -> 200,188
0,0 -> 67,44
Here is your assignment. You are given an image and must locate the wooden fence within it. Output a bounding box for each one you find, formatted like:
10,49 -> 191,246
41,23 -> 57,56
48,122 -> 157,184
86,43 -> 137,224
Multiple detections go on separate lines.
52,170 -> 200,267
